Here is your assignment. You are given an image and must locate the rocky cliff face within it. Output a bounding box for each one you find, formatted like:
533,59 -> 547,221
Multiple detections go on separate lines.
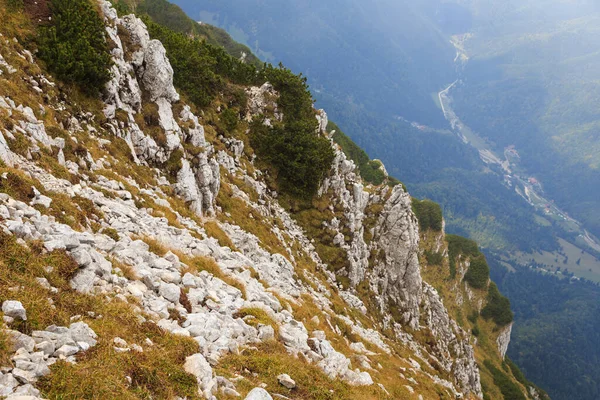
317,128 -> 482,397
0,1 -> 524,399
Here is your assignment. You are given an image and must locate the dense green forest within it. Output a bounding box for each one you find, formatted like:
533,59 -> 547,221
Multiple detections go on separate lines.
489,255 -> 600,400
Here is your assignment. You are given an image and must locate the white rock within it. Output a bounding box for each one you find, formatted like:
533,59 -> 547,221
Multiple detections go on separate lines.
277,373 -> 296,389
54,344 -> 80,357
6,330 -> 35,352
184,353 -> 215,398
2,301 -> 26,321
244,388 -> 273,400
159,282 -> 181,303
0,372 -> 19,396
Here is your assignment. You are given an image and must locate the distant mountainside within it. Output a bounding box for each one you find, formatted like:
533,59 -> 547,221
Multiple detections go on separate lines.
172,0 -> 457,127
451,0 -> 600,239
169,0 -> 585,259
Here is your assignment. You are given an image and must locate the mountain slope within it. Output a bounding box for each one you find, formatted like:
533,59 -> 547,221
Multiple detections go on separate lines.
0,0 -> 540,398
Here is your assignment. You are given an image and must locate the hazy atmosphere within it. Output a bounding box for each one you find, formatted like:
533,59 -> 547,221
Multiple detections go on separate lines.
0,0 -> 598,398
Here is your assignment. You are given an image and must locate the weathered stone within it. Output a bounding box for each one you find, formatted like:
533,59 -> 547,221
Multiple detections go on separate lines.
2,301 -> 26,321
244,388 -> 273,400
277,373 -> 296,389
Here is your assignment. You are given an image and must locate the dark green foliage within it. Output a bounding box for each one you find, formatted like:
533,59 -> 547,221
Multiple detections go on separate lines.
481,282 -> 513,326
110,0 -> 130,16
471,326 -> 480,337
220,108 -> 238,132
483,360 -> 527,400
162,149 -> 183,183
329,121 -> 386,185
250,118 -> 334,199
425,250 -> 443,266
467,311 -> 479,323
143,17 -> 259,108
506,358 -> 527,386
463,255 -> 490,289
38,0 -> 112,94
412,198 -> 443,232
264,63 -> 314,124
490,258 -> 600,400
6,0 -> 23,10
446,234 -> 480,279
249,64 -> 334,199
446,232 -> 492,290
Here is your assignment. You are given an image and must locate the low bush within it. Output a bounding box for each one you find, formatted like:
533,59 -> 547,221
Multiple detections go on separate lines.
484,360 -> 527,400
38,0 -> 112,94
412,198 -> 443,232
463,254 -> 490,289
425,250 -> 444,266
250,64 -> 335,199
505,357 -> 527,386
481,282 -> 514,326
446,234 -> 480,279
250,117 -> 333,199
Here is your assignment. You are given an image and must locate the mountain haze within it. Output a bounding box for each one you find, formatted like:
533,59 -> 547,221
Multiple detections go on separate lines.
0,0 -> 544,398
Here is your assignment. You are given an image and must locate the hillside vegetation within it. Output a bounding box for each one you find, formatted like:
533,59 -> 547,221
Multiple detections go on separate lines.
0,0 -> 542,398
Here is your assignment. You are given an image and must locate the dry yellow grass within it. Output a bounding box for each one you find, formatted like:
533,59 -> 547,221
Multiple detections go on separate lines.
217,182 -> 290,258
203,219 -> 238,251
0,230 -> 201,399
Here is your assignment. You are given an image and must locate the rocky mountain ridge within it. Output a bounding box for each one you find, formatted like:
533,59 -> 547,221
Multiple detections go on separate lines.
0,0 -> 543,399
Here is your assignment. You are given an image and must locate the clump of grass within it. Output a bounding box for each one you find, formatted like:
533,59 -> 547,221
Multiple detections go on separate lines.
217,182 -> 289,257
334,317 -> 362,343
110,257 -> 138,281
136,235 -> 168,257
0,168 -> 37,202
101,227 -> 120,241
0,329 -> 12,366
203,220 -> 238,251
227,173 -> 259,202
174,251 -> 248,299
216,341 -> 383,400
234,307 -> 277,332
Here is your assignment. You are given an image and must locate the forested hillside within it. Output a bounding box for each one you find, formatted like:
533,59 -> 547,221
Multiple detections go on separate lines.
490,257 -> 600,400
451,0 -> 600,239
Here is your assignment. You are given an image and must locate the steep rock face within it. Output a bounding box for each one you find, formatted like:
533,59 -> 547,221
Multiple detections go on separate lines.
317,113 -> 482,396
497,322 -> 513,359
99,1 -> 218,216
422,284 -> 482,397
371,186 -> 422,328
